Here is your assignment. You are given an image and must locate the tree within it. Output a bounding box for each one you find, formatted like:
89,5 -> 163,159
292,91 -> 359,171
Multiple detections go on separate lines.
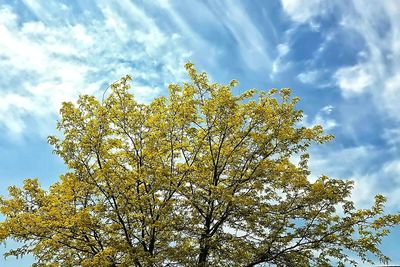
0,63 -> 399,267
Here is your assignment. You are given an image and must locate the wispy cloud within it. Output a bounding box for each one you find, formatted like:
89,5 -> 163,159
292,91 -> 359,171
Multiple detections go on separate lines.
297,70 -> 319,84
281,0 -> 400,121
271,43 -> 291,78
0,2 -> 190,138
309,144 -> 400,209
279,0 -> 400,217
334,65 -> 374,97
281,0 -> 329,24
332,1 -> 400,121
382,128 -> 400,148
0,0 -> 285,139
302,105 -> 338,131
207,1 -> 272,72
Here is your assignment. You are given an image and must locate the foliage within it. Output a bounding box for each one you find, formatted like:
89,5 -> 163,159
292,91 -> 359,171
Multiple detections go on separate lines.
1,63 -> 399,266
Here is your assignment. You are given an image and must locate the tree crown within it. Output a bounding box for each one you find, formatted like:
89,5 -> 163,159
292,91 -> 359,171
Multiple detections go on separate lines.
1,63 -> 399,267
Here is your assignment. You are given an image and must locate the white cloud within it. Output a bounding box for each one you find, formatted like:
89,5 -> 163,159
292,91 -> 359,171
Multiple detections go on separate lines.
271,43 -> 291,78
334,65 -> 374,97
381,73 -> 400,118
331,1 -> 400,120
281,0 -> 400,121
349,174 -> 381,209
382,128 -> 400,147
314,117 -> 337,131
310,145 -> 374,177
281,0 -> 325,24
363,159 -> 400,209
0,3 -> 191,138
308,144 -> 400,209
321,105 -> 333,114
277,43 -> 290,56
307,140 -> 400,210
206,1 -> 272,72
145,0 -> 277,75
309,145 -> 375,207
297,70 -> 319,84
302,105 -> 337,131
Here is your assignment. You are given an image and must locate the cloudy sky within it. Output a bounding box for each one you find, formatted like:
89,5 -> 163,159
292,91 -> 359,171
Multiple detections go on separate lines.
1,0 -> 400,265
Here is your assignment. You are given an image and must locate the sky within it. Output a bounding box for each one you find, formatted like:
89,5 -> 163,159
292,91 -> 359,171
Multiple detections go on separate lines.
0,0 -> 399,265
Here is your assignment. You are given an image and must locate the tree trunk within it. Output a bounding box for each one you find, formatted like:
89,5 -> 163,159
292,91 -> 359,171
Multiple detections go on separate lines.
197,237 -> 210,267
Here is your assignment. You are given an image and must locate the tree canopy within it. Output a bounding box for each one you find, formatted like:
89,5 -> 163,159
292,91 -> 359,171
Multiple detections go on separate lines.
1,63 -> 399,267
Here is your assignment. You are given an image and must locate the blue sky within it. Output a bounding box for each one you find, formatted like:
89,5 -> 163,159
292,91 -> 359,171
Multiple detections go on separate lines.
0,0 -> 400,265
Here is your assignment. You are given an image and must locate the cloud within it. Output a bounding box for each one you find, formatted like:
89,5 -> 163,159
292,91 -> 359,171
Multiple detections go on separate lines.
350,174 -> 380,208
382,128 -> 400,147
355,158 -> 400,210
308,145 -> 374,208
334,65 -> 374,97
0,3 -> 191,138
280,0 -> 326,24
331,1 -> 400,121
1,0 -> 279,141
205,1 -> 273,72
308,144 -> 400,209
302,105 -> 337,131
297,70 -> 319,84
271,43 -> 291,77
281,0 -> 400,122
